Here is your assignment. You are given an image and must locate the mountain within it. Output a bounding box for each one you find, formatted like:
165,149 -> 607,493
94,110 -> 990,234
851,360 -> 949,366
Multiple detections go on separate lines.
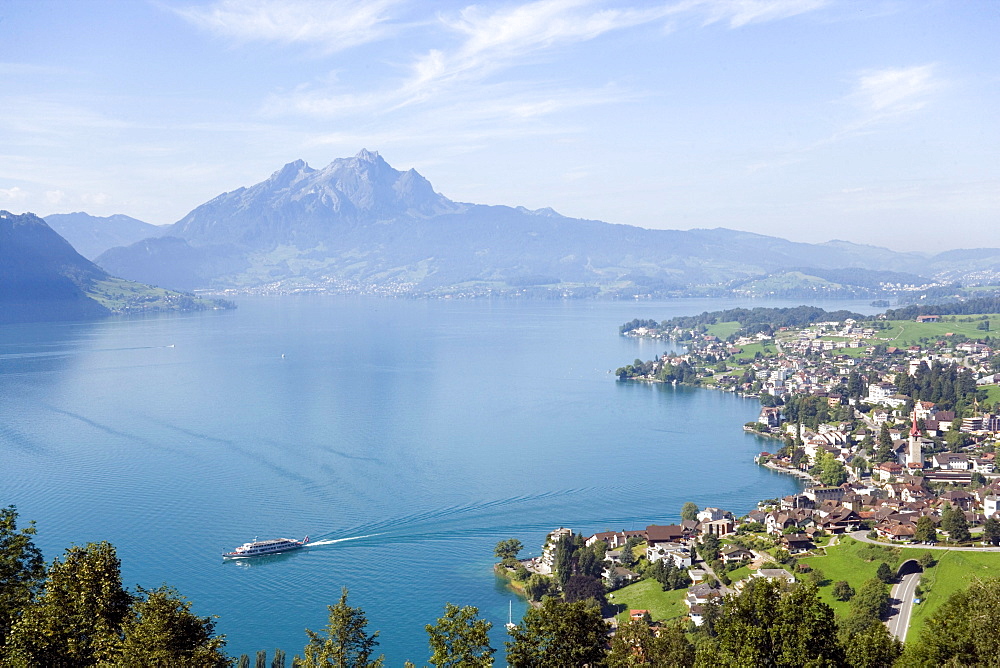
96,150 -> 940,295
1,210 -> 111,322
0,211 -> 232,323
44,212 -> 162,260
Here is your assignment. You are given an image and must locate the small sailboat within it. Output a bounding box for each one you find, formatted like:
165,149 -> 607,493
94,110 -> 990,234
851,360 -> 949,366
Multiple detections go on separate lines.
506,600 -> 516,631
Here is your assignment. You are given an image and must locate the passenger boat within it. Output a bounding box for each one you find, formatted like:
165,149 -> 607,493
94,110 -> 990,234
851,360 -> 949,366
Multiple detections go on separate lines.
222,536 -> 309,559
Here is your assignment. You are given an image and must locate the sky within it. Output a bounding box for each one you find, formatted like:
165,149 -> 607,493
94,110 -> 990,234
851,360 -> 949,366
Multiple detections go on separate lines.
0,0 -> 997,252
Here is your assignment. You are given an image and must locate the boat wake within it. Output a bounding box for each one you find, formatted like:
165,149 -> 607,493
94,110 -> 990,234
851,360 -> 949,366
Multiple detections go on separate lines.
307,533 -> 382,547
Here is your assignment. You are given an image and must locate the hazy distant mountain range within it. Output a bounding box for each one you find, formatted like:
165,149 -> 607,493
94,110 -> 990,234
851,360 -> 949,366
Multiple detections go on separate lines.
0,211 -> 229,323
28,150 -> 1000,298
44,212 -> 162,260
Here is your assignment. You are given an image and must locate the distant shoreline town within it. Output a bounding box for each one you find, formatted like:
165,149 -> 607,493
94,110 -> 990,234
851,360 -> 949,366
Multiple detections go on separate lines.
496,300 -> 1000,655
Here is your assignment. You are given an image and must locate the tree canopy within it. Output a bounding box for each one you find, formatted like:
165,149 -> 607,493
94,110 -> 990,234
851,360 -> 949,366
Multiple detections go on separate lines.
425,603 -> 493,668
505,597 -> 608,668
296,588 -> 384,668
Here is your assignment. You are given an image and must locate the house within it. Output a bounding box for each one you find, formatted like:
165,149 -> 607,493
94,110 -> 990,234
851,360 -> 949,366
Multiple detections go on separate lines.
804,486 -> 845,504
759,407 -> 782,428
816,507 -> 863,534
939,490 -> 976,511
686,583 -> 722,608
537,527 -> 573,574
696,507 -> 733,523
753,568 -> 796,585
782,534 -> 815,554
916,315 -> 940,323
720,545 -> 753,564
604,565 -> 640,587
875,461 -> 903,482
585,531 -> 622,548
867,382 -> 899,404
645,525 -> 686,547
646,543 -> 692,568
629,609 -> 651,622
933,452 -> 970,470
701,518 -> 735,537
875,520 -> 916,541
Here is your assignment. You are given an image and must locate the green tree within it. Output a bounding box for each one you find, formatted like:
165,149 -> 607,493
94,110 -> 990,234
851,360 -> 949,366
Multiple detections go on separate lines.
698,534 -> 720,563
296,588 -> 384,668
425,603 -> 494,667
814,450 -> 848,487
619,537 -> 639,569
984,517 -> 1000,546
5,541 -> 132,666
505,597 -> 608,668
832,580 -> 855,602
524,574 -> 555,602
257,649 -> 268,668
681,502 -> 700,522
844,578 -> 890,635
494,539 -> 524,563
942,505 -> 971,543
0,506 -> 45,649
875,562 -> 893,584
874,423 -> 894,464
914,515 -> 937,543
841,622 -> 902,668
272,647 -> 287,668
606,618 -> 694,667
116,585 -> 229,666
708,578 -> 844,667
563,575 -> 606,605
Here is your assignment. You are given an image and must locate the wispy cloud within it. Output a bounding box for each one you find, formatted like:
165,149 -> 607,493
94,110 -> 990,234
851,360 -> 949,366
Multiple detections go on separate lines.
263,0 -> 831,122
747,63 -> 943,173
699,0 -> 830,28
172,0 -> 400,51
850,64 -> 939,114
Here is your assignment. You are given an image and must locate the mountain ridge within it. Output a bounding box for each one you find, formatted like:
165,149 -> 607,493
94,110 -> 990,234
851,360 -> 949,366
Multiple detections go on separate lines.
82,150 -> 996,296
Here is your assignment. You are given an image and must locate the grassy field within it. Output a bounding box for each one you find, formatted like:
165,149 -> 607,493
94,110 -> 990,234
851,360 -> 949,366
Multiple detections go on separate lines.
706,321 -> 742,339
906,549 -> 1000,640
868,318 -> 1000,346
608,579 -> 688,622
798,536 -> 1000,642
979,384 -> 1000,405
798,537 -> 905,617
730,342 -> 778,360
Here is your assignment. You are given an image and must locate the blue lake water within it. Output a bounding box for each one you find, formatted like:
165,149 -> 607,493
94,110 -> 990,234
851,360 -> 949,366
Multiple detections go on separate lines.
0,296 -> 874,662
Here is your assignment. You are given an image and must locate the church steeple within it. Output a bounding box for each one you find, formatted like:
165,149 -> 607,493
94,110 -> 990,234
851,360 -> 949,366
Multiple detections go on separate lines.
907,409 -> 922,468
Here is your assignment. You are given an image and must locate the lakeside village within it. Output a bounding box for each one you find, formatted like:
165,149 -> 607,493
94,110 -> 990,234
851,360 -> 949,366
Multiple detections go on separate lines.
495,303 -> 1000,646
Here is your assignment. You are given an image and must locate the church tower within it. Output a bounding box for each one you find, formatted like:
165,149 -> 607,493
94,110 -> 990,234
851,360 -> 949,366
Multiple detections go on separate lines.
907,410 -> 922,468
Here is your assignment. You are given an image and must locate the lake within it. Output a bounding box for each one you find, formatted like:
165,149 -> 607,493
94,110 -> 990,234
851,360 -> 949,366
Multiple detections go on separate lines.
0,296 -> 873,661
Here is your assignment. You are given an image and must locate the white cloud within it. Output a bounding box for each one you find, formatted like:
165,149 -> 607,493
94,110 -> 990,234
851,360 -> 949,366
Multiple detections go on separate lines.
0,186 -> 28,203
699,0 -> 830,28
851,64 -> 939,114
173,0 -> 400,51
81,192 -> 111,206
45,190 -> 67,205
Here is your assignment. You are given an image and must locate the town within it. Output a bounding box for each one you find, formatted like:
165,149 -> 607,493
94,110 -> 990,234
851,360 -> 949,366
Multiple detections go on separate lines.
493,304 -> 1000,662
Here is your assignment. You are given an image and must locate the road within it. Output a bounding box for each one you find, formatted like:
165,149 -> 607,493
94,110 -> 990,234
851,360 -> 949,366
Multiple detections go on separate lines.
850,530 -> 1000,552
886,571 -> 921,642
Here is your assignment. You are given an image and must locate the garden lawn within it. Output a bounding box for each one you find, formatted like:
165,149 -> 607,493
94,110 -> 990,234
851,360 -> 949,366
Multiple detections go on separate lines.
609,579 -> 688,623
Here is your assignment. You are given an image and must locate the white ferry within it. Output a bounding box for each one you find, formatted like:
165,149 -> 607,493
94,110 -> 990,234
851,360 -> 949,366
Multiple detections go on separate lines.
222,536 -> 309,559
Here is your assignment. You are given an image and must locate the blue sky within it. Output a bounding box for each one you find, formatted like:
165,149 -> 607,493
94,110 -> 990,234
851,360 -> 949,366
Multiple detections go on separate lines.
1,0 -> 996,251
